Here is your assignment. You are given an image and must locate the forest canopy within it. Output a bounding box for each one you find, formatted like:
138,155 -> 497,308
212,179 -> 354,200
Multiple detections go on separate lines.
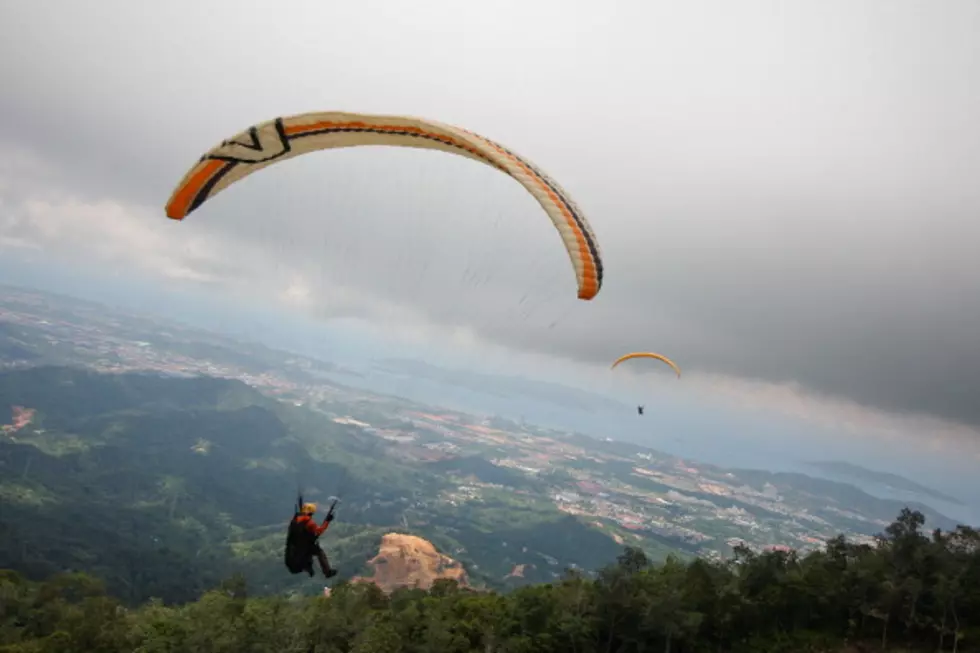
1,508 -> 977,653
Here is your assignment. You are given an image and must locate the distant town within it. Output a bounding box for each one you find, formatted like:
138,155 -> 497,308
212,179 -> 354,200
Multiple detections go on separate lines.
2,287 -> 932,564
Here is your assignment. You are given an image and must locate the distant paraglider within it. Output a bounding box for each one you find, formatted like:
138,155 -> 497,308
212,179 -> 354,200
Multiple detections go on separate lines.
612,352 -> 682,416
164,110 -> 604,301
611,352 -> 682,378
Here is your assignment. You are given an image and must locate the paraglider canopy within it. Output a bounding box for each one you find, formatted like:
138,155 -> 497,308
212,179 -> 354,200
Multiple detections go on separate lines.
611,352 -> 682,378
164,110 -> 604,301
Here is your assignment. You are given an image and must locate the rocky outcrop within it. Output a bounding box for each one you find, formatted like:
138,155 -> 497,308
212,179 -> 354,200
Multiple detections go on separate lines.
507,564 -> 527,578
354,533 -> 468,593
2,406 -> 35,435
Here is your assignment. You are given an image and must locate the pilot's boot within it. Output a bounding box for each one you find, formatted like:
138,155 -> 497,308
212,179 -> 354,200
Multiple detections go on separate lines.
316,550 -> 338,579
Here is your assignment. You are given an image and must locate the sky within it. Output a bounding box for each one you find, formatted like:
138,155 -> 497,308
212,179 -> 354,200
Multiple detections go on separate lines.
2,0 -> 980,496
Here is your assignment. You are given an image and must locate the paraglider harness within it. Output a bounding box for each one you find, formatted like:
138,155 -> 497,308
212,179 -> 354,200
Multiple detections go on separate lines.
284,493 -> 337,575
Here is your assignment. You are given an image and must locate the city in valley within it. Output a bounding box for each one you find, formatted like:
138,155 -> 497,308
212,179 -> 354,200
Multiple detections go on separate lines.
3,286 -> 960,575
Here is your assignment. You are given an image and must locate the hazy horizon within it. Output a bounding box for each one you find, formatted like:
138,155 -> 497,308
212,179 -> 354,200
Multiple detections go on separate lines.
4,266 -> 977,526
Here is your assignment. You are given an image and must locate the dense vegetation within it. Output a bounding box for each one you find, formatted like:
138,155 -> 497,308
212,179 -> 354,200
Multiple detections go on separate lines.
1,508 -> 977,653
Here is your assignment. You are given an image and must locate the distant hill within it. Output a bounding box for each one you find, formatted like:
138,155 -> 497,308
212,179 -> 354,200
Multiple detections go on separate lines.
806,460 -> 963,505
0,365 -> 275,422
0,322 -> 40,363
426,455 -> 538,489
733,468 -> 960,533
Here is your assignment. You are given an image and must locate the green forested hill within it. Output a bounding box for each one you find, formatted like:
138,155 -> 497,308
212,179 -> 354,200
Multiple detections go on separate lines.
0,366 -> 624,603
0,367 -> 375,603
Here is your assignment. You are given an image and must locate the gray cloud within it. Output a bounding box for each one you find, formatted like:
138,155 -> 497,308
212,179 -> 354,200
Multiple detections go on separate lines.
2,0 -> 980,427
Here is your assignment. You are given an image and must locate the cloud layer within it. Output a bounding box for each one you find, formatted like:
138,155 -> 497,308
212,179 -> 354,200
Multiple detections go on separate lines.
2,0 -> 979,434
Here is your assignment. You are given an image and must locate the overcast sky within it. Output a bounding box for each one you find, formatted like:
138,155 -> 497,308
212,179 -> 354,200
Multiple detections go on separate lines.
2,0 -> 979,454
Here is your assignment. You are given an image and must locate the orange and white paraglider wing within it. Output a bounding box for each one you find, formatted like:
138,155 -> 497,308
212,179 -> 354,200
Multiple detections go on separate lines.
164,111 -> 603,301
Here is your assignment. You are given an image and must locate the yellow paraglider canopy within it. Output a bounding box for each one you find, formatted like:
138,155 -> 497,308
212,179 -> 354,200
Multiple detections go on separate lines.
610,352 -> 682,378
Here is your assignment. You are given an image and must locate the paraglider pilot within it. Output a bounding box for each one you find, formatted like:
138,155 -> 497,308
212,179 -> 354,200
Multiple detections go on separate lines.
285,501 -> 338,579
637,405 -> 645,415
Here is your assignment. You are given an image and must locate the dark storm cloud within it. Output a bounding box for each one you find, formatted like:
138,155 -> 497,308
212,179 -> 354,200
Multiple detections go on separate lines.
2,0 -> 979,427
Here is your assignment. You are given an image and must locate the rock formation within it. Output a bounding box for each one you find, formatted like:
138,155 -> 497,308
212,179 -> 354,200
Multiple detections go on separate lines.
354,533 -> 467,593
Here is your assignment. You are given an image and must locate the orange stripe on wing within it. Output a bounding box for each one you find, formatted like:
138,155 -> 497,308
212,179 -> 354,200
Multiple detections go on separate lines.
166,159 -> 229,220
473,139 -> 599,300
283,121 -> 501,168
